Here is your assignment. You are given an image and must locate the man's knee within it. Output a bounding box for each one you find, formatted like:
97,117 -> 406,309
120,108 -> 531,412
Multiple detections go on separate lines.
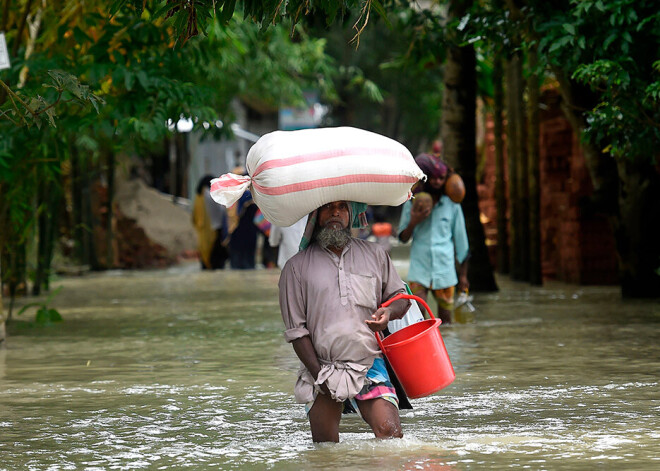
373,417 -> 403,439
359,399 -> 403,439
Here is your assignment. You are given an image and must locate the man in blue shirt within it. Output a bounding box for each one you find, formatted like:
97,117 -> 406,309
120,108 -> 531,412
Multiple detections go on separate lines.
398,153 -> 470,324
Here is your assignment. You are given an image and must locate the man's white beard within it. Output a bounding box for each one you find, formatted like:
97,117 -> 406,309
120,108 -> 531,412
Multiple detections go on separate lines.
315,226 -> 351,250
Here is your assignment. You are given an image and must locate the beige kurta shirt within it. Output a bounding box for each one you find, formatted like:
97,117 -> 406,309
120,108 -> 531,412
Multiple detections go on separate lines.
279,238 -> 407,404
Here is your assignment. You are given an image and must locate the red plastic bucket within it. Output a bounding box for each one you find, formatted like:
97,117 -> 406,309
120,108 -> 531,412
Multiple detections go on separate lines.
376,293 -> 455,399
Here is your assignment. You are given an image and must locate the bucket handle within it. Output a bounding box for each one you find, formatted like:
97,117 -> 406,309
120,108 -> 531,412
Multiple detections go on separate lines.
375,292 -> 437,351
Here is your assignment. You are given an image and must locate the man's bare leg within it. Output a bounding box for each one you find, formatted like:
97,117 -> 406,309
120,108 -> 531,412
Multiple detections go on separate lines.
410,282 -> 452,324
356,398 -> 403,439
308,392 -> 343,442
432,292 -> 453,325
436,306 -> 452,325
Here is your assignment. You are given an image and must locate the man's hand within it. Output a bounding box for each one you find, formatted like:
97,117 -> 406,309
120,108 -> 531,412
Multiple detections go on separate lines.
456,258 -> 469,293
318,382 -> 331,396
399,204 -> 431,243
292,336 -> 331,395
457,275 -> 469,294
365,307 -> 392,332
410,204 -> 431,226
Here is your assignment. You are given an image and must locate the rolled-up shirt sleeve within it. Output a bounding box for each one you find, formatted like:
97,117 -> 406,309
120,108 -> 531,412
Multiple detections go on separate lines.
278,261 -> 310,342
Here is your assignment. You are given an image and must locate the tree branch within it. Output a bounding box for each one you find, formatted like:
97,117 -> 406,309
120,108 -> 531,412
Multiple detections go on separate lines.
0,108 -> 20,126
350,0 -> 372,48
7,87 -> 30,126
11,0 -> 35,57
0,79 -> 37,117
1,0 -> 11,31
36,89 -> 64,114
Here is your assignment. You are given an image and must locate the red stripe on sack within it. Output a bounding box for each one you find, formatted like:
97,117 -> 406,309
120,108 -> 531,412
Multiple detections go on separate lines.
251,174 -> 418,196
251,147 -> 411,178
210,177 -> 249,192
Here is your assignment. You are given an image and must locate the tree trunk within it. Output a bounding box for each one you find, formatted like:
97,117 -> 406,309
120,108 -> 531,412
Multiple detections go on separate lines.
82,160 -> 100,270
71,144 -> 86,265
0,183 -> 5,339
0,181 -> 27,321
493,49 -> 509,274
554,71 -> 660,297
169,135 -> 177,202
1,232 -> 26,322
505,53 -> 521,279
511,53 -> 529,281
526,47 -> 542,285
33,170 -> 62,294
1,0 -> 11,31
33,176 -> 48,296
553,69 -> 620,214
43,182 -> 60,290
72,145 -> 99,270
0,291 -> 5,342
105,151 -> 115,269
615,160 -> 660,297
0,298 -> 4,343
442,0 -> 498,292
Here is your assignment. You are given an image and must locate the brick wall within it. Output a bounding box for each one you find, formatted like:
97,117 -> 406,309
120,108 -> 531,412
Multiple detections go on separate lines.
477,89 -> 618,285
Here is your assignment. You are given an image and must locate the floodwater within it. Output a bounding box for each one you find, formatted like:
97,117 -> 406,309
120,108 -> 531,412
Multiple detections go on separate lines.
1,252 -> 659,470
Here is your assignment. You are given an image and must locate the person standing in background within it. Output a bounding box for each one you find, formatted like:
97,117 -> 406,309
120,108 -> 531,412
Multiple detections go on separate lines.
193,175 -> 228,270
254,209 -> 278,268
221,166 -> 258,270
205,177 -> 229,269
268,215 -> 308,269
229,191 -> 258,269
397,153 -> 470,324
192,176 -> 216,270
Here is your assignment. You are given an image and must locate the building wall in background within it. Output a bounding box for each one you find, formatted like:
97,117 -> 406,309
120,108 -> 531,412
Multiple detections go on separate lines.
478,89 -> 618,285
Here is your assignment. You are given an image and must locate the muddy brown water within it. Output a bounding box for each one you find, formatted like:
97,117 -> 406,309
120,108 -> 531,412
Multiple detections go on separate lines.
1,253 -> 659,470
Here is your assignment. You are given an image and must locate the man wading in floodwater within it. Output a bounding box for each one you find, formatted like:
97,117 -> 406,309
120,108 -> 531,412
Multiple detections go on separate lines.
278,201 -> 411,442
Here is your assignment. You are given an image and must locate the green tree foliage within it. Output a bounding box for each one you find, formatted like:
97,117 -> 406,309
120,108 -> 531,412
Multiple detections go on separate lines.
0,70 -> 103,128
0,1 -> 338,315
304,7 -> 446,151
2,0 -> 657,305
531,0 -> 660,161
473,0 -> 660,295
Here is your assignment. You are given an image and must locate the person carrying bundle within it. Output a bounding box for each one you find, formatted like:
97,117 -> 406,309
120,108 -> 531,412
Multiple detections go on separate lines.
208,127 -> 427,441
397,152 -> 470,324
278,201 -> 410,442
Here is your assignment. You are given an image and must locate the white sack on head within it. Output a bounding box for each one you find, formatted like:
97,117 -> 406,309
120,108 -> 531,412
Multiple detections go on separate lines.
210,127 -> 425,226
